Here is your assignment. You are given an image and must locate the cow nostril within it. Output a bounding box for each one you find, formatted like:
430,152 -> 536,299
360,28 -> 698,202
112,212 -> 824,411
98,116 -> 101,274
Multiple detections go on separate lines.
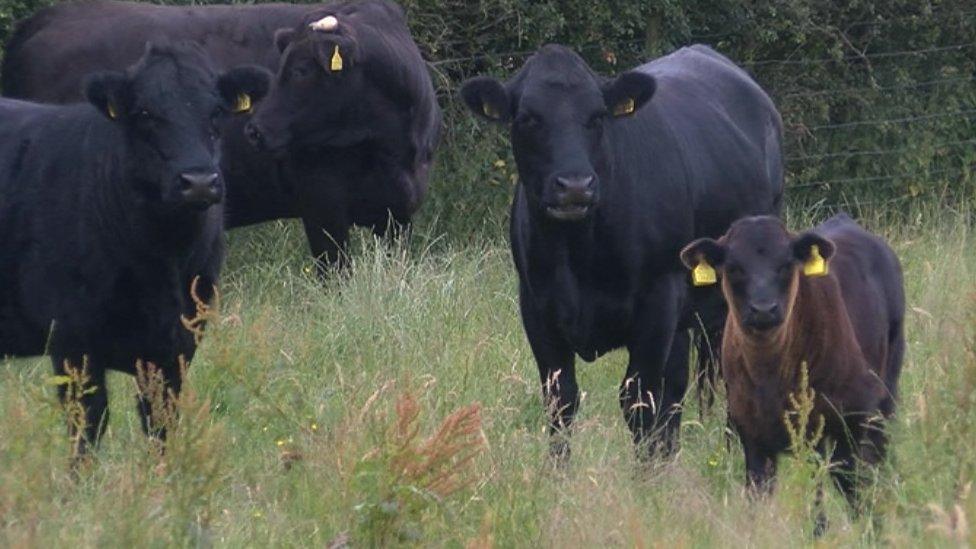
180,172 -> 220,190
749,302 -> 779,316
555,175 -> 596,192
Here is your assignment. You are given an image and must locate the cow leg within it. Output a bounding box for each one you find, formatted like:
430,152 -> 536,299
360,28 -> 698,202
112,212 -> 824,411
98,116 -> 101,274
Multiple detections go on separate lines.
302,216 -> 350,276
137,310 -> 196,445
622,273 -> 687,460
691,288 -> 726,414
520,288 -> 577,463
52,355 -> 109,458
136,360 -> 185,444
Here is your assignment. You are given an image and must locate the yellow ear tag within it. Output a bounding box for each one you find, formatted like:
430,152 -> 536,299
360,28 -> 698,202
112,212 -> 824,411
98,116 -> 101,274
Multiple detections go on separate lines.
692,260 -> 718,287
803,244 -> 829,277
233,93 -> 252,114
613,97 -> 636,117
107,102 -> 118,119
330,45 -> 344,72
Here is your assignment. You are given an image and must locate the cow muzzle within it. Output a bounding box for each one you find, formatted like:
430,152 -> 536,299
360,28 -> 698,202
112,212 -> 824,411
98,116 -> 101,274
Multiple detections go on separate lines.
546,174 -> 597,221
743,301 -> 784,331
179,171 -> 222,209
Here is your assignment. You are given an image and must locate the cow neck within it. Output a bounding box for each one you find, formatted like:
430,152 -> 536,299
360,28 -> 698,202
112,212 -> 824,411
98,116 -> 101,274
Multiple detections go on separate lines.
726,273 -> 864,394
525,206 -> 600,277
93,147 -> 212,262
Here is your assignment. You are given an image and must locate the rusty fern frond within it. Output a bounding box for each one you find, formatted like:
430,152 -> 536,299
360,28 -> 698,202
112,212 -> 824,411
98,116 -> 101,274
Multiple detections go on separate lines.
180,276 -> 221,346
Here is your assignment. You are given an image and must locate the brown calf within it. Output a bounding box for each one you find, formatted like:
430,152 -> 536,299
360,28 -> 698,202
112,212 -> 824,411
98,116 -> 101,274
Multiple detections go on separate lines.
680,214 -> 905,507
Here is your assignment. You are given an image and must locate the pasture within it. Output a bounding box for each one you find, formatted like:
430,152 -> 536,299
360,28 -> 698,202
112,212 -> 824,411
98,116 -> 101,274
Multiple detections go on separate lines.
1,199 -> 974,547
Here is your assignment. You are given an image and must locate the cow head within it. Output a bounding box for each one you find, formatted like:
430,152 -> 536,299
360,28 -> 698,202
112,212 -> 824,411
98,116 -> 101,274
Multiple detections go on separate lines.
680,216 -> 835,332
84,42 -> 270,211
245,13 -> 369,153
461,45 -> 656,222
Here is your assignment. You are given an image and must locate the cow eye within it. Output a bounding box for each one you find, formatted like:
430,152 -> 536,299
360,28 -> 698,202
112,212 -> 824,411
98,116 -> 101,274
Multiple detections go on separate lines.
726,264 -> 743,277
777,263 -> 792,276
516,113 -> 541,128
291,63 -> 314,80
585,112 -> 607,129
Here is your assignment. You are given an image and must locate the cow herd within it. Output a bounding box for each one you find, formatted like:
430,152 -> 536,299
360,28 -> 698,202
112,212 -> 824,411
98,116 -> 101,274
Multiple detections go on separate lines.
0,0 -> 905,520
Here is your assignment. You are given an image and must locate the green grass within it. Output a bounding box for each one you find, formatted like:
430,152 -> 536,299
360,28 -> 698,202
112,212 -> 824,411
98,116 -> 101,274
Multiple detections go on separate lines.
2,201 -> 976,547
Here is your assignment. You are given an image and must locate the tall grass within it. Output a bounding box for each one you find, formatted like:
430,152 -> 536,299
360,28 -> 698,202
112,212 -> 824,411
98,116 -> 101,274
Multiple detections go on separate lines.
2,201 -> 975,546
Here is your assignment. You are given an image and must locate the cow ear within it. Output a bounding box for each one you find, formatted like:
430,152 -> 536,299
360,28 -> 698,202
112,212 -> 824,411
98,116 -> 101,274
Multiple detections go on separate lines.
602,71 -> 656,118
218,66 -> 273,114
274,28 -> 297,53
792,232 -> 835,277
84,71 -> 128,121
680,238 -> 725,287
461,76 -> 510,123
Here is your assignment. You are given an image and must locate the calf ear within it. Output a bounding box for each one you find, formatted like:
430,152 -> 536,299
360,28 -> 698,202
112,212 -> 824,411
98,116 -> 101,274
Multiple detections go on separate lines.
84,71 -> 128,121
792,232 -> 835,277
218,66 -> 273,114
602,71 -> 656,118
274,28 -> 297,53
460,77 -> 511,123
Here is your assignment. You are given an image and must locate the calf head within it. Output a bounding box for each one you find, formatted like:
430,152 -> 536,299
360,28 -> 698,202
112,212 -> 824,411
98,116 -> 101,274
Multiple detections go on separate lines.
680,216 -> 835,333
84,42 -> 270,212
246,12 -> 369,153
461,45 -> 656,222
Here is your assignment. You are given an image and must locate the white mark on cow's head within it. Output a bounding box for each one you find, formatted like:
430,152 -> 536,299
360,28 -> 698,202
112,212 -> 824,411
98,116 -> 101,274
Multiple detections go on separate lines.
309,15 -> 339,32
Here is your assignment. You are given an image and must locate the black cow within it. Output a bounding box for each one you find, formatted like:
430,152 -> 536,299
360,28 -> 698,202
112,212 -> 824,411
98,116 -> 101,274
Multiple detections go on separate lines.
461,44 -> 784,460
0,42 -> 270,455
1,0 -> 442,273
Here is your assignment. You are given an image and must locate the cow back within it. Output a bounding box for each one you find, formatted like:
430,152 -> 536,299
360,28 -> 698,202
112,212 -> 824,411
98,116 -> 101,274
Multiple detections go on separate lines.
2,1 -> 308,101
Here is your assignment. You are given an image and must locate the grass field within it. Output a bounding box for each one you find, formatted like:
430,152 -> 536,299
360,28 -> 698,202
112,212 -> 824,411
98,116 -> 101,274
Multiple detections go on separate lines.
2,201 -> 976,547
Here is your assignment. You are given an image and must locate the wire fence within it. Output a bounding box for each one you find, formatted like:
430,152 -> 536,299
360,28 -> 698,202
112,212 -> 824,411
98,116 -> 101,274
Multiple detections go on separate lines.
427,17 -> 975,210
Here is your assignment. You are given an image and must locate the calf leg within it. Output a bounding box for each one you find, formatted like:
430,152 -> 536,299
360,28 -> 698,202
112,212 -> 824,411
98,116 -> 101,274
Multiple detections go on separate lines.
743,437 -> 777,495
622,274 -> 688,460
829,441 -> 861,512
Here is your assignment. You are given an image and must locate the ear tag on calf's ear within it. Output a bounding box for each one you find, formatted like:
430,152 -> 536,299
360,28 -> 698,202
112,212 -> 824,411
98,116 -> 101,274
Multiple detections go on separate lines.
107,102 -> 118,120
331,45 -> 344,72
613,97 -> 636,117
233,93 -> 252,114
692,259 -> 718,287
803,244 -> 829,277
